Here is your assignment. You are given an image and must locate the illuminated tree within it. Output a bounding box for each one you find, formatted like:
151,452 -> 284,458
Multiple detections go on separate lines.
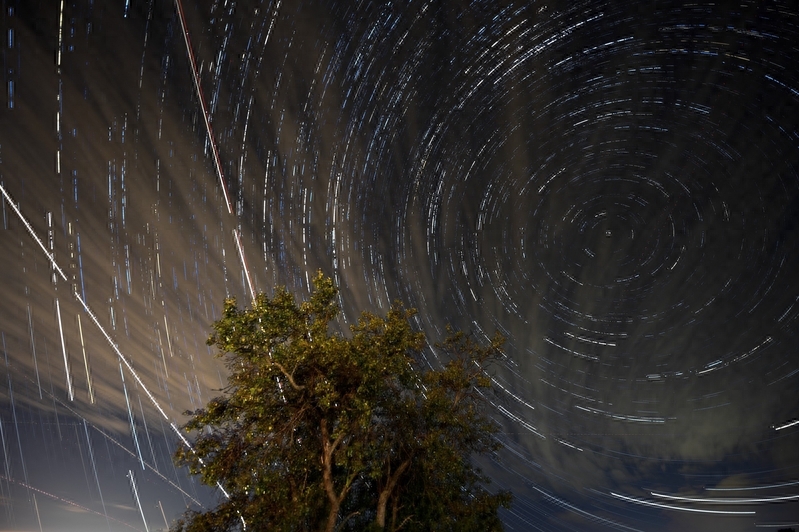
172,272 -> 511,532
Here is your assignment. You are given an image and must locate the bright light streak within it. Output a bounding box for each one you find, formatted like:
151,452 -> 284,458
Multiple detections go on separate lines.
55,297 -> 74,400
0,184 -> 68,282
173,0 -> 232,214
163,314 -> 174,360
172,0 -> 258,323
707,480 -> 799,491
33,493 -> 43,532
575,404 -> 665,424
555,438 -> 584,452
610,492 -> 756,515
0,184 -> 218,487
47,385 -> 202,507
56,0 -> 64,68
128,469 -> 150,532
120,363 -> 146,471
1,91 -> 243,524
158,501 -> 169,530
651,491 -> 799,504
0,183 -> 189,443
234,228 -> 256,301
774,419 -> 799,431
533,486 -> 644,532
138,395 -> 159,472
77,314 -> 95,403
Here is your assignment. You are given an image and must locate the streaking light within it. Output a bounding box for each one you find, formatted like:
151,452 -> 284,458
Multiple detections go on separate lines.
611,492 -> 756,515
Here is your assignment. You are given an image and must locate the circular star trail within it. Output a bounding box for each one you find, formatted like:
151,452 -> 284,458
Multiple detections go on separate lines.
1,1 -> 798,531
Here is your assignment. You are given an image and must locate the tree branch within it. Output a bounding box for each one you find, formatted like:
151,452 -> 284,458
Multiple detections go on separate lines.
377,458 -> 412,527
394,515 -> 413,532
271,361 -> 305,390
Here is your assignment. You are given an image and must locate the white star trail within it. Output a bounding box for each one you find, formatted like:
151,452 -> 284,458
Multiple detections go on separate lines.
1,1 -> 798,530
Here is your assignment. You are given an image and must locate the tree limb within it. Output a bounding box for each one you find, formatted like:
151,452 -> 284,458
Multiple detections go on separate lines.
271,360 -> 305,390
376,458 -> 412,528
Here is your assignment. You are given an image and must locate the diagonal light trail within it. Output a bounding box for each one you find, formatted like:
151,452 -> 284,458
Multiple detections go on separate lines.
173,0 -> 233,215
0,471 -> 143,531
1,180 -> 247,525
0,182 -> 225,498
173,0 -> 258,305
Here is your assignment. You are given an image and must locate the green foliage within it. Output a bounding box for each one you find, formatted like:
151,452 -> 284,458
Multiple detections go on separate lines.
172,272 -> 511,532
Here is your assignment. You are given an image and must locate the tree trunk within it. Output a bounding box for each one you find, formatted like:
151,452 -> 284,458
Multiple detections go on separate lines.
325,500 -> 340,532
321,419 -> 338,532
391,493 -> 399,531
321,419 -> 349,532
375,459 -> 411,529
322,450 -> 339,532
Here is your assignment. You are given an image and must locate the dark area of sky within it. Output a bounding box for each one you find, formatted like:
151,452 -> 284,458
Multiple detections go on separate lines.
0,0 -> 797,530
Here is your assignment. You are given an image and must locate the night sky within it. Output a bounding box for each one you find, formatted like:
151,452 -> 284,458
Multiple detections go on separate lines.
1,0 -> 798,530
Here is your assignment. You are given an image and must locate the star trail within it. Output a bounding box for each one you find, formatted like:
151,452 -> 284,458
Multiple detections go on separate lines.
0,1 -> 798,531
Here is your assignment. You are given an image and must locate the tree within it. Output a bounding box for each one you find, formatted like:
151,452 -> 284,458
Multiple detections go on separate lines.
172,272 -> 511,532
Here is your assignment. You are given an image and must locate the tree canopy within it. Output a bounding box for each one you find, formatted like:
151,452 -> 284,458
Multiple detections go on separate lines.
172,272 -> 511,532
